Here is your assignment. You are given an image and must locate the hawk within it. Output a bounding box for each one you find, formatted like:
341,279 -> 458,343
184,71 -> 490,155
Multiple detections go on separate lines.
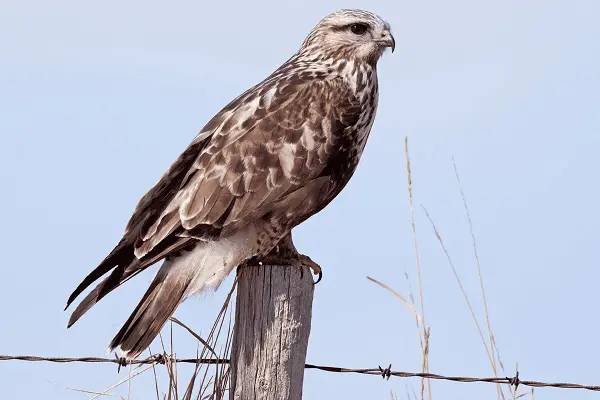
65,9 -> 395,359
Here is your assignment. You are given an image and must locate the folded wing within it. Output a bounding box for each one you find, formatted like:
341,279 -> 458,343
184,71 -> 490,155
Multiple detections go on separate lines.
65,72 -> 361,324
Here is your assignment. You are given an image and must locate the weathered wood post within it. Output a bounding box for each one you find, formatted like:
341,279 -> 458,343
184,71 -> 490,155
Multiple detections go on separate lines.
229,262 -> 315,400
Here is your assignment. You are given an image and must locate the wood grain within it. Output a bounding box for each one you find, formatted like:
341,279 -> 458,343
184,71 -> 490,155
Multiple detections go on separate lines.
230,265 -> 314,400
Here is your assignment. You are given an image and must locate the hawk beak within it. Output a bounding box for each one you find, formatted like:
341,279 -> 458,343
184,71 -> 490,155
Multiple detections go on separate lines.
379,30 -> 396,53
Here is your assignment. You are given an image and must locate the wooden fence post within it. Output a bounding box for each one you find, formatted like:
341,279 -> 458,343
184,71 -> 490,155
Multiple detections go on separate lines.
229,263 -> 315,400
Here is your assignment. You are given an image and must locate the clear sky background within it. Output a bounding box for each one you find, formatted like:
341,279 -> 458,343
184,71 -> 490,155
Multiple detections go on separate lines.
1,1 -> 599,399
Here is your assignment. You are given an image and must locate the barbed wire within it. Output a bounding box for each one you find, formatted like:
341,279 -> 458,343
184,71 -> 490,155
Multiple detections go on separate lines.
1,354 -> 599,392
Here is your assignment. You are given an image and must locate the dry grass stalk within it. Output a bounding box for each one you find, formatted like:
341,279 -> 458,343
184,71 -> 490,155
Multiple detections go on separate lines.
52,363 -> 154,400
366,277 -> 423,325
149,348 -> 162,400
98,365 -> 152,399
404,137 -> 431,400
422,207 -> 495,365
369,138 -> 432,400
170,317 -> 218,359
452,159 -> 504,400
60,386 -> 126,399
374,138 -> 510,399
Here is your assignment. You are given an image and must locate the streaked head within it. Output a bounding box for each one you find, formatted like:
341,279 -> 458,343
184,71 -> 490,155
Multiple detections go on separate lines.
300,9 -> 395,64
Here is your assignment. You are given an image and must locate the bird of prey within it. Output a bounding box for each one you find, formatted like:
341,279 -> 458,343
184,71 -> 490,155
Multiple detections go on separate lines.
65,8 -> 395,359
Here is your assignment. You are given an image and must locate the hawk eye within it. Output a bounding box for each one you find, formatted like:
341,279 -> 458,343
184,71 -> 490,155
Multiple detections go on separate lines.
349,23 -> 369,35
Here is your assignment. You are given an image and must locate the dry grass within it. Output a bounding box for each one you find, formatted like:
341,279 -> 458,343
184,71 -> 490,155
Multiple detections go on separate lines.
452,158 -> 501,397
404,137 -> 431,400
152,276 -> 238,400
59,277 -> 238,400
367,137 -> 431,400
368,137 -> 537,399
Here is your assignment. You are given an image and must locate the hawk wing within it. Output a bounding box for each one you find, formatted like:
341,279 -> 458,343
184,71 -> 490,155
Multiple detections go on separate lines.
66,73 -> 360,322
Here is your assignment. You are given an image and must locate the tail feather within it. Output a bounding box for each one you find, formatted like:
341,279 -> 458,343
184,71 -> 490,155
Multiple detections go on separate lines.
108,261 -> 192,359
66,236 -> 196,327
67,263 -> 138,328
108,231 -> 252,359
65,238 -> 132,310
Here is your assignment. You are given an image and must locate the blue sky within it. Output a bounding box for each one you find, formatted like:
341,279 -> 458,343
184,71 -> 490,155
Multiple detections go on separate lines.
1,1 -> 600,399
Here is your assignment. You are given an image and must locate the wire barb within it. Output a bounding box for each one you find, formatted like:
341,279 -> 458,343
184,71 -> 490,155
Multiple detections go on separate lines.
508,371 -> 520,391
150,353 -> 166,365
114,353 -> 128,373
379,364 -> 392,380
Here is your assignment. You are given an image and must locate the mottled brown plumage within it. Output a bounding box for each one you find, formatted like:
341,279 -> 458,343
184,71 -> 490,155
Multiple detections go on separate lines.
65,8 -> 395,359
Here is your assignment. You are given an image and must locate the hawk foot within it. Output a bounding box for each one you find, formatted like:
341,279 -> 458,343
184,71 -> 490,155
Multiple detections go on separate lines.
257,252 -> 322,285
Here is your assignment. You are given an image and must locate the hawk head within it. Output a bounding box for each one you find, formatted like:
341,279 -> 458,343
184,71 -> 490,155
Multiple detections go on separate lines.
299,9 -> 395,64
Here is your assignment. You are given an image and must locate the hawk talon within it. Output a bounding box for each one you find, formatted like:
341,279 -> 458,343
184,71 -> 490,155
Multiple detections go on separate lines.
293,254 -> 322,284
313,270 -> 323,285
254,251 -> 322,284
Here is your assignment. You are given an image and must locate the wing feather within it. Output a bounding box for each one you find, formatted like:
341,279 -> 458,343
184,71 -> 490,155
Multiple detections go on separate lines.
182,176 -> 222,221
67,72 -> 361,315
